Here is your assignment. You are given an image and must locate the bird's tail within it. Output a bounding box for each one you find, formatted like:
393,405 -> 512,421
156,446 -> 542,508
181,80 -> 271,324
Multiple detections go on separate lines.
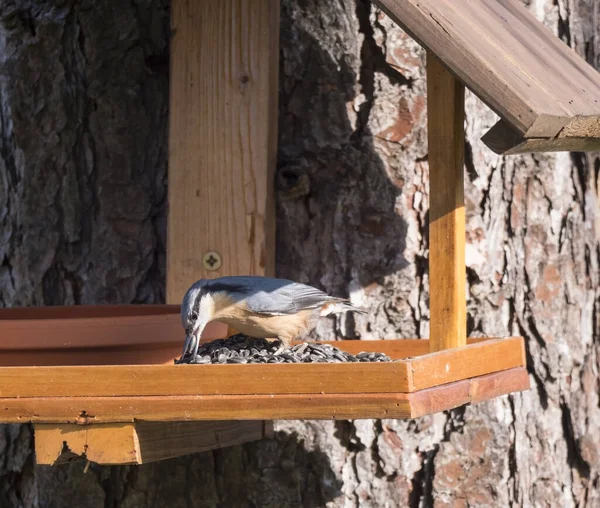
319,299 -> 368,317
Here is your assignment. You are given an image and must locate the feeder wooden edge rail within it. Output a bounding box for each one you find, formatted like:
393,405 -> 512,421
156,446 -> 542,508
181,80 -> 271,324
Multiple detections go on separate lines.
4,367 -> 530,424
0,337 -> 529,427
0,337 -> 526,398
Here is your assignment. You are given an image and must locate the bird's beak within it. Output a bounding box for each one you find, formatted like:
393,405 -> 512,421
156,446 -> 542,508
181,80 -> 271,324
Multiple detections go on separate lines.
178,321 -> 207,363
188,320 -> 206,357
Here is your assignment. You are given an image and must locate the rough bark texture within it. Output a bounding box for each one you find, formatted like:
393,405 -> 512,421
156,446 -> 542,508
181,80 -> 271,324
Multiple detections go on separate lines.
1,0 -> 599,506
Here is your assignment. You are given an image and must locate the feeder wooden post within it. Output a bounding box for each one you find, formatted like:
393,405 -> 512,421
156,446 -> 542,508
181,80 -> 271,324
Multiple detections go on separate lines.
167,0 -> 279,303
164,0 -> 279,448
426,52 -> 467,352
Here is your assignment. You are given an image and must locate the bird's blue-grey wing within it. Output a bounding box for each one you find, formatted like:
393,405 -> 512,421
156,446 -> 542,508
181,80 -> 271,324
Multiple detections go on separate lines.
243,282 -> 339,315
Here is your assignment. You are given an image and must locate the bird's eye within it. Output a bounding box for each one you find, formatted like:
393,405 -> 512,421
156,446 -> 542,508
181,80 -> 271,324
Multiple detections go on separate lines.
186,311 -> 198,332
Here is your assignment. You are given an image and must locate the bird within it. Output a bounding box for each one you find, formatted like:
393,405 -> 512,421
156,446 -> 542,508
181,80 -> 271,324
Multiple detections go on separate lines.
176,275 -> 367,362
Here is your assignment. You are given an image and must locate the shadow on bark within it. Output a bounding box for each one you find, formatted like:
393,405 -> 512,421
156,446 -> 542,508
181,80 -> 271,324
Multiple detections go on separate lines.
276,20 -> 411,342
27,430 -> 341,508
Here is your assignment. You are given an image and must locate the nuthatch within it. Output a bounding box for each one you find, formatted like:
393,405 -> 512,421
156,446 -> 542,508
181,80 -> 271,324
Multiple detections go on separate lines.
177,275 -> 366,361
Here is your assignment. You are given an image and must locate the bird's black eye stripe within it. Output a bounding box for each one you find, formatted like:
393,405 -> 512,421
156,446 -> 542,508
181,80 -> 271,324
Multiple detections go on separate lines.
190,290 -> 203,320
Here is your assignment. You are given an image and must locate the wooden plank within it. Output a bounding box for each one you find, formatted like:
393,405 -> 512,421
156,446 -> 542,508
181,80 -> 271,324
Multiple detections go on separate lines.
167,0 -> 279,303
133,420 -> 265,463
0,345 -> 181,367
560,116 -> 600,139
34,423 -> 140,465
164,0 -> 279,454
408,367 -> 530,418
406,337 -> 526,391
0,305 -> 231,366
0,338 -> 524,398
5,394 -> 414,422
374,0 -> 600,137
482,119 -> 600,155
7,367 -> 529,423
34,421 -> 265,465
427,52 -> 467,352
490,136 -> 600,155
0,362 -> 410,397
469,367 -> 530,404
0,338 -> 524,397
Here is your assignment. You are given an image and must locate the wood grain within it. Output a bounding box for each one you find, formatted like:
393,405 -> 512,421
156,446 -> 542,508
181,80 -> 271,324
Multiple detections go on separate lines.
408,367 -> 530,418
7,368 -> 529,423
0,345 -> 182,367
0,338 -> 524,398
427,52 -> 467,352
491,136 -> 600,155
482,119 -> 600,155
0,362 -> 410,397
406,337 -> 526,391
133,420 -> 265,464
0,318 -> 236,367
469,367 -> 530,404
561,116 -> 600,138
34,423 -> 140,465
375,0 -> 600,138
167,0 -> 279,303
34,421 -> 265,465
5,394 -> 414,422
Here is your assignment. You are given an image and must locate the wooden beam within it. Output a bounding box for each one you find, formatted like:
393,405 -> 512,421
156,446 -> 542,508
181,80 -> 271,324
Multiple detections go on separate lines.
17,395 -> 416,423
34,420 -> 265,465
10,367 -> 529,423
560,116 -> 600,139
406,337 -> 525,391
35,423 -> 140,465
426,52 -> 467,352
0,337 -> 525,399
167,0 -> 279,303
374,0 -> 600,138
0,362 -> 411,397
408,367 -> 530,418
482,119 -> 600,155
122,0 -> 279,462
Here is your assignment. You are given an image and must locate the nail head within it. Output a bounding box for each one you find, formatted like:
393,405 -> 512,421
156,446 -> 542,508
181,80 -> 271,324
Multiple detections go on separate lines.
202,251 -> 222,271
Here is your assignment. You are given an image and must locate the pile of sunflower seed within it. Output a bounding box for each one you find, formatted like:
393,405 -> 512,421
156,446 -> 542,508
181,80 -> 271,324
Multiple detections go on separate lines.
176,334 -> 394,364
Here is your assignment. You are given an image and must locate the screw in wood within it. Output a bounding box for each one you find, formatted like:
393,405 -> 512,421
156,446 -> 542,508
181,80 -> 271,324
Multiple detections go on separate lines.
202,251 -> 222,271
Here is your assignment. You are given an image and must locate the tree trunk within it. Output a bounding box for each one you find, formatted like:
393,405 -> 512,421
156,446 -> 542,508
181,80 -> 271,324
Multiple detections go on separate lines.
1,0 -> 599,506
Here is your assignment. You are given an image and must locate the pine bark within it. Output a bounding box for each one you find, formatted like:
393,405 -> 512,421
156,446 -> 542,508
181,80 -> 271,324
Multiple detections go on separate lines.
1,0 -> 599,507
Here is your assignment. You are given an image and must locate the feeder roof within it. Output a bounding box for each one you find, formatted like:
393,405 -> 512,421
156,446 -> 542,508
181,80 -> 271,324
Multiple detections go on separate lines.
376,0 -> 600,153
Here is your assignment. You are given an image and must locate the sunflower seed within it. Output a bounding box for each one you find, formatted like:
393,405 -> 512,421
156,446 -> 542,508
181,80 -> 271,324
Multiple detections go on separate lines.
177,334 -> 395,365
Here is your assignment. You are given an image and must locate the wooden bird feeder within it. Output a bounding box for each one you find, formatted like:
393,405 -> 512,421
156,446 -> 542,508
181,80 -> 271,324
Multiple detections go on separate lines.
2,0 -> 600,466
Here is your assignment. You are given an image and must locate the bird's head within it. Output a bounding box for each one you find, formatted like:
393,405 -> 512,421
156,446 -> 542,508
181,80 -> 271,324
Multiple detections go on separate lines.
180,279 -> 214,344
